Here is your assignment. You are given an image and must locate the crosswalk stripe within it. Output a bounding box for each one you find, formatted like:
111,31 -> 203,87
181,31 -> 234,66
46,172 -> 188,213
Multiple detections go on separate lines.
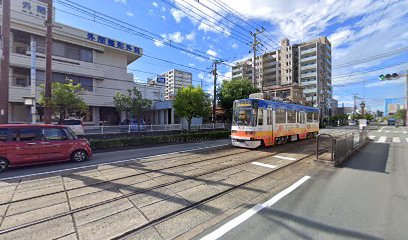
368,136 -> 375,140
392,137 -> 401,143
377,136 -> 387,143
406,138 -> 408,143
385,131 -> 390,133
273,155 -> 296,161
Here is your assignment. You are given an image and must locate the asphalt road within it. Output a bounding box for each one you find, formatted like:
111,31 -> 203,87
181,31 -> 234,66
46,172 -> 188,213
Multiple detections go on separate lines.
199,126 -> 408,240
0,139 -> 230,180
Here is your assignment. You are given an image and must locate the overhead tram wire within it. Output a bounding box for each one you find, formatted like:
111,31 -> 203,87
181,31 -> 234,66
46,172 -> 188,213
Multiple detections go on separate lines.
188,0 -> 276,51
210,0 -> 280,47
177,0 -> 253,42
157,0 -> 251,45
56,0 -> 234,65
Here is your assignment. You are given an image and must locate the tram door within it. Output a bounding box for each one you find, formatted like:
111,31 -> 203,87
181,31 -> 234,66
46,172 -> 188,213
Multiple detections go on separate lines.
267,108 -> 273,145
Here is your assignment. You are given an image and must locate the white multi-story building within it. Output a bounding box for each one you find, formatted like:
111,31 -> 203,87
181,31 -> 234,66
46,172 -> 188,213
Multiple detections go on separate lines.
1,0 -> 144,125
232,36 -> 332,118
161,69 -> 192,100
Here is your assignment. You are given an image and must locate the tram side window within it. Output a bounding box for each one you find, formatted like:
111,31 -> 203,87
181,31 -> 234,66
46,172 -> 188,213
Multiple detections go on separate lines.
276,109 -> 286,123
299,111 -> 305,124
287,110 -> 296,123
258,108 -> 264,126
307,112 -> 313,122
313,112 -> 319,122
267,109 -> 272,125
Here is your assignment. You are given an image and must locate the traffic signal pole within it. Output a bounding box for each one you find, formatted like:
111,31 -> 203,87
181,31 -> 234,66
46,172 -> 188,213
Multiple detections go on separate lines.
44,0 -> 53,124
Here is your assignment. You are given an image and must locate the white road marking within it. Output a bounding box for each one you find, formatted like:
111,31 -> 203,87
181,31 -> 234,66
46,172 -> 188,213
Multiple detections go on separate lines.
392,137 -> 401,143
385,131 -> 390,133
368,136 -> 376,140
200,176 -> 311,240
377,136 -> 387,143
378,127 -> 384,132
251,162 -> 277,169
0,143 -> 230,181
403,131 -> 407,134
273,155 -> 296,161
406,138 -> 408,143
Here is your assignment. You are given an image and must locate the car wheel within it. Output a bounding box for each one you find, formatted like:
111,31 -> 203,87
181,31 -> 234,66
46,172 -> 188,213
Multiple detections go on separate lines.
0,158 -> 9,172
71,150 -> 88,162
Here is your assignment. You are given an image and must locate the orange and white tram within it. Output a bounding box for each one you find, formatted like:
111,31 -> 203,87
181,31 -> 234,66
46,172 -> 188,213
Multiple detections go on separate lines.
231,98 -> 319,148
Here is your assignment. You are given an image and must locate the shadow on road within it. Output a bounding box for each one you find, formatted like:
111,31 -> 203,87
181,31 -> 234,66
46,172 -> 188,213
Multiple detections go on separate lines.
261,209 -> 382,240
340,142 -> 390,173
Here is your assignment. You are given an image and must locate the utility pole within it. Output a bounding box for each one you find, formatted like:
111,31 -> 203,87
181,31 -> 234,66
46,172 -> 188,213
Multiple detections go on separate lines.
360,101 -> 366,116
0,0 -> 10,124
250,28 -> 264,90
30,36 -> 37,124
212,60 -> 222,123
44,0 -> 53,124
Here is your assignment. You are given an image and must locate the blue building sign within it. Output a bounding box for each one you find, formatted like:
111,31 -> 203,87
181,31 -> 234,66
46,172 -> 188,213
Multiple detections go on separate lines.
157,76 -> 166,84
22,0 -> 47,19
86,33 -> 142,55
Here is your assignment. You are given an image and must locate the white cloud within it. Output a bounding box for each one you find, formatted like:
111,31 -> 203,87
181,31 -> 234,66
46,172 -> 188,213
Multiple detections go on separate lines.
161,6 -> 166,12
114,0 -> 126,3
170,8 -> 187,23
161,15 -> 166,21
152,2 -> 159,8
186,31 -> 196,41
168,32 -> 184,43
188,63 -> 196,67
198,72 -> 205,79
366,79 -> 404,88
153,39 -> 164,47
206,49 -> 218,57
126,11 -> 134,17
231,43 -> 239,49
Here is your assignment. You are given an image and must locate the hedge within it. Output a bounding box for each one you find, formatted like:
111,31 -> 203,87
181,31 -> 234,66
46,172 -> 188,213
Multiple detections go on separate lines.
90,131 -> 230,151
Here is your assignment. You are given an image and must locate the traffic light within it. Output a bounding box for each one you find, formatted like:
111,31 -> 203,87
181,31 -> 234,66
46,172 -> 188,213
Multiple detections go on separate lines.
379,73 -> 400,80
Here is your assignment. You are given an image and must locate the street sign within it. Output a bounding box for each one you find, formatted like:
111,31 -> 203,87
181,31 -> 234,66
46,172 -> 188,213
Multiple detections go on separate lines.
157,76 -> 165,84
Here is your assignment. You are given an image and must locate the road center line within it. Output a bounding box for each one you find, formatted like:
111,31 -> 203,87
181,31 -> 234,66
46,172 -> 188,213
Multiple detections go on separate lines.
200,176 -> 311,240
0,143 -> 230,181
273,155 -> 296,161
251,162 -> 277,169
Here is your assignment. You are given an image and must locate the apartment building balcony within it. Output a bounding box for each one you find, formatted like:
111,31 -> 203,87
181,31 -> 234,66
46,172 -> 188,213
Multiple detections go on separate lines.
303,88 -> 317,94
300,55 -> 317,62
301,80 -> 317,86
301,47 -> 317,55
300,72 -> 317,78
300,64 -> 317,71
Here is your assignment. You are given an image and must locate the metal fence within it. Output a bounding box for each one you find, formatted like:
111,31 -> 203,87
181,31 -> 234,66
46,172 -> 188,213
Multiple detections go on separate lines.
316,130 -> 368,166
84,124 -> 182,135
84,123 -> 230,135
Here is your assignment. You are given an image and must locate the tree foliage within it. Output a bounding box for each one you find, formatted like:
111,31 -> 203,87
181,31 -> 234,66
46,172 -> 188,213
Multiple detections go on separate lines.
394,109 -> 407,122
38,80 -> 88,123
173,85 -> 211,131
218,78 -> 259,119
113,87 -> 152,131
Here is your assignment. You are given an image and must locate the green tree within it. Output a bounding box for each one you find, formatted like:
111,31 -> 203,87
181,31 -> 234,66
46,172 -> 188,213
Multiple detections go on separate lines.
173,85 -> 211,131
394,109 -> 407,124
39,80 -> 88,123
113,87 -> 152,132
218,78 -> 259,120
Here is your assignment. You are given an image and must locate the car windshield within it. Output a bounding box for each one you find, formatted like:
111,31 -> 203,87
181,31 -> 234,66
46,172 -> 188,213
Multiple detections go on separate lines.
63,120 -> 81,125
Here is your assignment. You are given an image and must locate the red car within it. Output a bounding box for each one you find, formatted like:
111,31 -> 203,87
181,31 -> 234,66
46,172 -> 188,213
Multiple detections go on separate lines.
0,124 -> 92,172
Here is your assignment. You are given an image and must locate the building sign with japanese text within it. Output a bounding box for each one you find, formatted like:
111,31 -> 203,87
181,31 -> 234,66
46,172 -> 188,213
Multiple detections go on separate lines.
86,33 -> 142,55
21,0 -> 47,19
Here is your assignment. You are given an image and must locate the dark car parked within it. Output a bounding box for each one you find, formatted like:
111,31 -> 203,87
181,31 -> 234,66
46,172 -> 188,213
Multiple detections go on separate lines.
0,124 -> 92,172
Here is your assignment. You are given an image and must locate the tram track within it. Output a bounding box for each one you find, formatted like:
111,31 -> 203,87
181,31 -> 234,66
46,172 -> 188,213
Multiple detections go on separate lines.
0,139 -> 331,237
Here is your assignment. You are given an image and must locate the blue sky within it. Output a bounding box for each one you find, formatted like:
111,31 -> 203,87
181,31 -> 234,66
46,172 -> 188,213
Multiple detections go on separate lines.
55,0 -> 408,112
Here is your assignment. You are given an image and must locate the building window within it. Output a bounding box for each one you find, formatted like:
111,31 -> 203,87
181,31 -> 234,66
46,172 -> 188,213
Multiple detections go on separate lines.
12,67 -> 30,87
36,70 -> 93,91
287,110 -> 296,123
307,112 -> 313,122
52,40 -> 93,62
276,109 -> 286,123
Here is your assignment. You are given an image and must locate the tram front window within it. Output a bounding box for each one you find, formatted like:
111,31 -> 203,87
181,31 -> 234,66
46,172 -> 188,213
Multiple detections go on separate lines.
233,108 -> 257,126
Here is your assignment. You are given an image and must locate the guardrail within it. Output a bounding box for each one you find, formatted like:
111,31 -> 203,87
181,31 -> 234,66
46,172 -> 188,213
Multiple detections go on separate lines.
316,130 -> 368,166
